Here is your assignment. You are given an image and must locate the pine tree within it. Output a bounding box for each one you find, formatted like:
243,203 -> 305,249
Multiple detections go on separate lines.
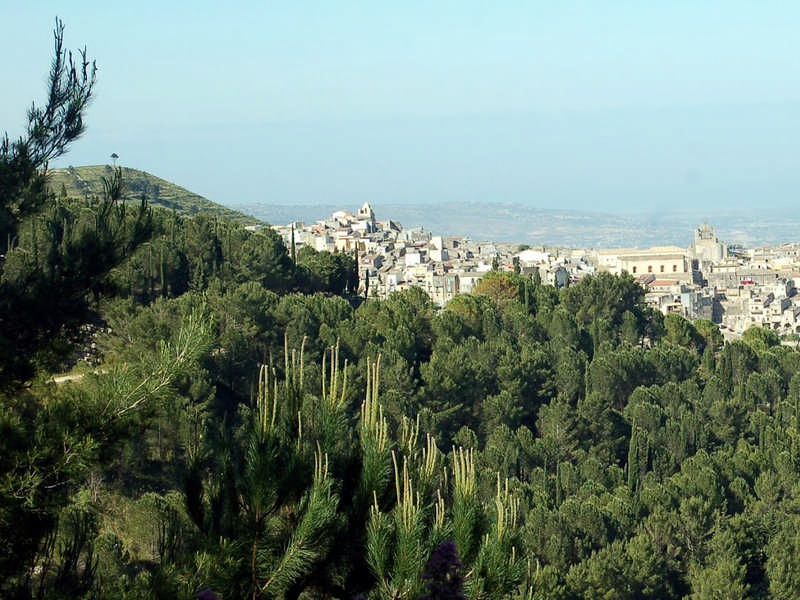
0,23 -> 156,386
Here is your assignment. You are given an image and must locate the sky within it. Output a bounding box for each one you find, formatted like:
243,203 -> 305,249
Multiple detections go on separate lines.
3,1 -> 800,214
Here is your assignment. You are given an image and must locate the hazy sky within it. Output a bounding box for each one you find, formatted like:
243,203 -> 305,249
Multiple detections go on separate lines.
4,1 -> 800,213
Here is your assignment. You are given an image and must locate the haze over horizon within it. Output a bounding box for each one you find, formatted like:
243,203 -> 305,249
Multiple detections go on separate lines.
4,2 -> 800,215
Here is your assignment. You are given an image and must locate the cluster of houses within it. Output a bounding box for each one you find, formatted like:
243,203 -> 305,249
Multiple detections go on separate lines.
595,223 -> 800,335
271,207 -> 800,337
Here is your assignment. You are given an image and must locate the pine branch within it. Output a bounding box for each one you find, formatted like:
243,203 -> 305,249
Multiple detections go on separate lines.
103,306 -> 212,419
258,451 -> 338,598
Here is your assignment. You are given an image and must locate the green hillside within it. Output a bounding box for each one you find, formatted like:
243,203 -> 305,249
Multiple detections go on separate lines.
47,165 -> 259,224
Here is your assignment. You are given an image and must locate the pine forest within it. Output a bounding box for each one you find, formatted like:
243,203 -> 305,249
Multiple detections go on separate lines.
3,21 -> 800,600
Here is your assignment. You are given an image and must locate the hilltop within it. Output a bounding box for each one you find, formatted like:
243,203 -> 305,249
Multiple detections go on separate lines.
47,165 -> 258,225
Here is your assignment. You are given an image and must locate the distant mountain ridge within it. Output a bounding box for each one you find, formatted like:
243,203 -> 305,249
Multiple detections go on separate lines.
232,201 -> 800,249
47,167 -> 797,248
47,165 -> 256,225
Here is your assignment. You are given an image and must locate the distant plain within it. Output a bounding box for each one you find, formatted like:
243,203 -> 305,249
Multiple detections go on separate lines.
232,201 -> 798,249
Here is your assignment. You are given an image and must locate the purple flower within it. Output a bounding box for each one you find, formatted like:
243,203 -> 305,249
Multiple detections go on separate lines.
418,540 -> 467,600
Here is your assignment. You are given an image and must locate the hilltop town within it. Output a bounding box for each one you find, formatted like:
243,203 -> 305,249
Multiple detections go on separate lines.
265,204 -> 800,338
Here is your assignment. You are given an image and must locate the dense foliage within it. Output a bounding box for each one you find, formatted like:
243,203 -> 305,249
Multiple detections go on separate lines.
4,21 -> 800,600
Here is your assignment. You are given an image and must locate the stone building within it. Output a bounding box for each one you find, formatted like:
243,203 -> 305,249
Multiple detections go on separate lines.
595,246 -> 691,282
691,222 -> 727,263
